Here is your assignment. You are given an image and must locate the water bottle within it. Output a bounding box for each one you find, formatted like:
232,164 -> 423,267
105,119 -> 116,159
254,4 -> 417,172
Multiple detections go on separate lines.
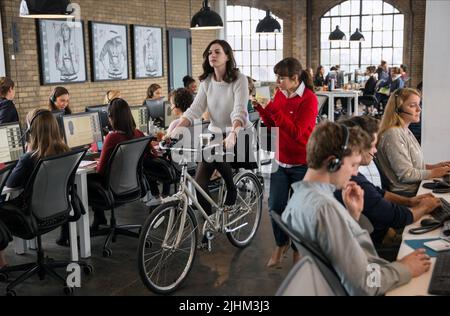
328,78 -> 335,91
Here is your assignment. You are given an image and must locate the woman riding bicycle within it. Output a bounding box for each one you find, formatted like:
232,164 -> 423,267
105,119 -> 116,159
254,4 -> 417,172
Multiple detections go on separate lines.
168,39 -> 250,216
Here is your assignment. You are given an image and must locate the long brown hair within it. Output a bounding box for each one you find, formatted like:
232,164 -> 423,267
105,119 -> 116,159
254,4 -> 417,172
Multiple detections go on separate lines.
48,86 -> 71,114
274,57 -> 314,91
26,109 -> 69,160
146,84 -> 161,99
378,88 -> 421,138
199,40 -> 239,83
107,98 -> 136,138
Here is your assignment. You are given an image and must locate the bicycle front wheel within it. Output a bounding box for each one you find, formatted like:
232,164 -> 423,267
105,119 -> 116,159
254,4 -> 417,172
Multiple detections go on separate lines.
226,172 -> 263,248
137,200 -> 197,294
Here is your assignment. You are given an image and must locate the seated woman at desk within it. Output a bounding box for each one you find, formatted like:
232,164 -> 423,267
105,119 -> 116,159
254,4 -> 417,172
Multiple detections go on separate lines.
143,83 -> 162,105
48,86 -> 72,115
104,89 -> 121,105
88,98 -> 146,230
3,109 -> 70,249
376,88 -> 450,197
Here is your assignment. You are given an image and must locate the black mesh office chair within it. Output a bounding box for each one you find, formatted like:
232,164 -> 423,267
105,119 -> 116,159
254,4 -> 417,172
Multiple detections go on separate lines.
0,148 -> 92,296
270,211 -> 348,296
88,136 -> 151,257
317,94 -> 329,122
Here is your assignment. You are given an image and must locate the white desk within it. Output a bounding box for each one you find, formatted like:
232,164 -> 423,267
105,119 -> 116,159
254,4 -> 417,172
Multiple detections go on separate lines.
386,181 -> 450,296
316,90 -> 359,122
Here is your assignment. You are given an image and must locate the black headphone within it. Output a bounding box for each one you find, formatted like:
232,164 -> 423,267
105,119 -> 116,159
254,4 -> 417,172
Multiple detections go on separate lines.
394,88 -> 404,114
328,125 -> 349,173
19,109 -> 49,145
49,89 -> 57,105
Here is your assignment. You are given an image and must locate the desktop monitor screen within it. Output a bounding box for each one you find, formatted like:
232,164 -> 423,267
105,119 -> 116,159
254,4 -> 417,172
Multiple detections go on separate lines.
145,98 -> 165,120
85,105 -> 109,133
0,123 -> 24,163
62,112 -> 103,149
52,110 -> 65,136
130,106 -> 148,134
336,70 -> 345,88
164,101 -> 176,129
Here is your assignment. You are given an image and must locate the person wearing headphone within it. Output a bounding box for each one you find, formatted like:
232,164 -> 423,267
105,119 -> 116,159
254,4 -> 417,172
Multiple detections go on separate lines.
48,86 -> 72,115
104,90 -> 121,105
376,88 -> 450,197
4,109 -> 71,247
252,58 -> 318,268
282,121 -> 431,295
334,116 -> 440,256
0,77 -> 19,124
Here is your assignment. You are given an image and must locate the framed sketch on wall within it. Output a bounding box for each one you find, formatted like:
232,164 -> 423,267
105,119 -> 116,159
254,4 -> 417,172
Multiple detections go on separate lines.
89,21 -> 128,81
131,25 -> 163,79
37,19 -> 87,85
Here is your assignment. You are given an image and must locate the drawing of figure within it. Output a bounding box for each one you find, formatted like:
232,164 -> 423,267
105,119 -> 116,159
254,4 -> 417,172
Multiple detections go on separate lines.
143,29 -> 158,76
55,23 -> 79,81
99,31 -> 126,79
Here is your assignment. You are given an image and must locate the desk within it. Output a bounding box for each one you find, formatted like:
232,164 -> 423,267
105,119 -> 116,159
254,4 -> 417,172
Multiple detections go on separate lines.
316,90 -> 359,122
386,181 -> 450,296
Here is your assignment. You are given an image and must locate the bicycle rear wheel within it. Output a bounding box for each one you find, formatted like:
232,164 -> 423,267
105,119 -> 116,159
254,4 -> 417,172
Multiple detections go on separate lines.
226,172 -> 263,248
137,200 -> 197,294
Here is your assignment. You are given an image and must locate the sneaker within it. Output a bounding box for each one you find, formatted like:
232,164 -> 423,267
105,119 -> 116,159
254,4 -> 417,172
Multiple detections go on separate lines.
141,191 -> 153,203
146,196 -> 162,207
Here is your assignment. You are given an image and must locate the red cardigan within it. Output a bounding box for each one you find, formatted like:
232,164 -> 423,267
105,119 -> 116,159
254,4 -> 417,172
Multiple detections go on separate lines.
255,87 -> 317,165
97,129 -> 145,175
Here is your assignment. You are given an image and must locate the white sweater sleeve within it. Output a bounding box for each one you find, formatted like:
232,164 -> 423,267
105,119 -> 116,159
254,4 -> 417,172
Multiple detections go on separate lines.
182,80 -> 208,124
230,74 -> 249,126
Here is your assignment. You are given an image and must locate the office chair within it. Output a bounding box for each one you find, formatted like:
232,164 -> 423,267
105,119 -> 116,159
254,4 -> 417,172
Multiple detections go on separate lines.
316,94 -> 329,122
0,148 -> 92,296
270,211 -> 348,296
88,136 -> 151,257
0,164 -> 16,252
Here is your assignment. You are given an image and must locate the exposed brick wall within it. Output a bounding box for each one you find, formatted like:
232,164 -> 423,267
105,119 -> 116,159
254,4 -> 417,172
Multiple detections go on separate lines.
230,0 -> 425,87
0,0 -> 218,123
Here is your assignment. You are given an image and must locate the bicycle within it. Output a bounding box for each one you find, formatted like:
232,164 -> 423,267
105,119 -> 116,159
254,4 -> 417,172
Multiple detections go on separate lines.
137,138 -> 264,294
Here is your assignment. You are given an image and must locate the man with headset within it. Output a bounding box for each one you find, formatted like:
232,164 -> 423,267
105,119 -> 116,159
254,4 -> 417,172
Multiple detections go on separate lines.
282,121 -> 431,295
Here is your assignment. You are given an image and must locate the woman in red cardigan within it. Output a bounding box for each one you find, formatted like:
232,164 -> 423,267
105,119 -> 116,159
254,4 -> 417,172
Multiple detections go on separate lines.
253,58 -> 318,268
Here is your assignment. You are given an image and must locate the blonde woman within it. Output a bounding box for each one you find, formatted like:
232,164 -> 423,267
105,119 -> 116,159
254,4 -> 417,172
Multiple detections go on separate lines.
376,88 -> 450,196
104,90 -> 121,104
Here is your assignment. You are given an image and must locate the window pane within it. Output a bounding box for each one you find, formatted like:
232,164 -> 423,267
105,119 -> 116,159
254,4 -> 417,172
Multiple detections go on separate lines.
268,70 -> 276,82
382,48 -> 393,62
351,0 -> 360,15
373,31 -> 382,47
361,32 -> 372,48
394,15 -> 404,30
341,17 -> 350,33
373,15 -> 382,31
351,16 -> 360,33
331,50 -> 340,65
242,20 -> 250,35
383,30 -> 392,46
383,15 -> 393,31
393,31 -> 403,47
227,35 -> 234,48
321,18 -> 331,33
341,49 -> 350,66
321,49 -> 330,66
361,48 -> 371,64
227,6 -> 234,21
260,51 -> 268,66
227,22 -> 234,36
234,51 -> 242,66
372,0 -> 383,14
234,36 -> 242,50
331,41 -> 340,49
361,16 -> 372,32
242,66 -> 250,77
341,1 -> 350,15
393,48 -> 403,65
362,0 -> 373,15
350,48 -> 359,64
321,33 -> 330,49
234,22 -> 241,36
234,6 -> 242,20
251,35 -> 259,50
384,2 -> 394,14
276,50 -> 283,63
243,36 -> 250,50
243,51 -> 250,65
331,5 -> 339,16
267,34 -> 275,49
252,51 -> 259,65
276,34 -> 283,49
268,51 -> 276,66
242,6 -> 250,20
252,66 -> 260,81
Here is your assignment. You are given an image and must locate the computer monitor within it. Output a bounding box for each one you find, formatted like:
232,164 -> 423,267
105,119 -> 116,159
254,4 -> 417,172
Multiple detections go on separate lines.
0,123 -> 24,163
145,98 -> 165,128
130,105 -> 148,134
85,104 -> 109,133
62,112 -> 103,150
164,101 -> 176,129
52,110 -> 65,136
336,70 -> 345,88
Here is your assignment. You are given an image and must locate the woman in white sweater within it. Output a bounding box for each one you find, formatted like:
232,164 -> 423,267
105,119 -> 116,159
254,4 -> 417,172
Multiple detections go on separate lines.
376,88 -> 450,196
168,39 -> 249,217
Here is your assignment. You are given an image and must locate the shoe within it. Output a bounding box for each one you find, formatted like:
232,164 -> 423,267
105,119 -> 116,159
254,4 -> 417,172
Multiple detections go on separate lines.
141,191 -> 152,203
266,244 -> 290,268
146,196 -> 162,207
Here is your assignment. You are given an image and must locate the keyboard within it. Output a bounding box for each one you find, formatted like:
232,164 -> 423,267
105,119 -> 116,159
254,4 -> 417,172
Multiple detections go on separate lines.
428,251 -> 450,295
430,198 -> 450,222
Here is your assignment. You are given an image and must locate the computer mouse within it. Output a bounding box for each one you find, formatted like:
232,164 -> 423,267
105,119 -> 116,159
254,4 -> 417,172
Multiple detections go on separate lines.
420,218 -> 440,227
432,180 -> 450,188
443,228 -> 450,237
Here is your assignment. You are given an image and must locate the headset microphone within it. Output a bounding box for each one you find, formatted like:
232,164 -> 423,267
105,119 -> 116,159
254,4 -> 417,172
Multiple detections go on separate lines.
397,108 -> 414,116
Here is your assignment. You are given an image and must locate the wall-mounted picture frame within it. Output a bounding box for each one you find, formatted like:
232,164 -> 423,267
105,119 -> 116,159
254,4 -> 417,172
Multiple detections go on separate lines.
131,25 -> 163,79
89,21 -> 128,81
37,19 -> 87,85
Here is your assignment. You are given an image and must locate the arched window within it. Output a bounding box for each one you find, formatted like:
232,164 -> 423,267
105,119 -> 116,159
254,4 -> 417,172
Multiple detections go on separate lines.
226,5 -> 283,81
320,0 -> 404,74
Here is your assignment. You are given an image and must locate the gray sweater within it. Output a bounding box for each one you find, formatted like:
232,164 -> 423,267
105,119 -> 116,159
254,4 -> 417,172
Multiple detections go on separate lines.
282,181 -> 411,296
182,72 -> 250,132
376,127 -> 430,196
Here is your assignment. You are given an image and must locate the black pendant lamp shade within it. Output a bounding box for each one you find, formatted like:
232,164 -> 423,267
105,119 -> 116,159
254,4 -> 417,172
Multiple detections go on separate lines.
190,0 -> 223,30
329,26 -> 346,41
20,0 -> 75,19
256,10 -> 282,33
350,28 -> 365,41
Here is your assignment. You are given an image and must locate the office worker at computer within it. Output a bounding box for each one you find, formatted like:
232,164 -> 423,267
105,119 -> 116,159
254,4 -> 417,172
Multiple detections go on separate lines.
313,65 -> 325,88
4,109 -> 71,246
48,86 -> 72,115
89,98 -> 146,231
334,116 -> 441,249
377,88 -> 450,197
252,57 -> 318,268
283,122 -> 431,296
0,77 -> 19,124
168,39 -> 249,219
143,83 -> 162,105
104,89 -> 121,105
183,75 -> 198,95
